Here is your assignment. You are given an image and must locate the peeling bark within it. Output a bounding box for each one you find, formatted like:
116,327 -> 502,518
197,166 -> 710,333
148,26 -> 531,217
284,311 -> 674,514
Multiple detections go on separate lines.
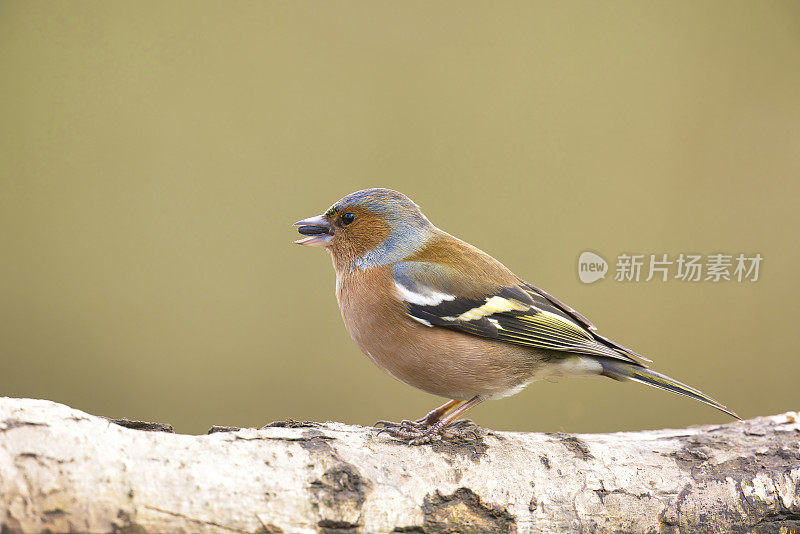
1,398 -> 799,533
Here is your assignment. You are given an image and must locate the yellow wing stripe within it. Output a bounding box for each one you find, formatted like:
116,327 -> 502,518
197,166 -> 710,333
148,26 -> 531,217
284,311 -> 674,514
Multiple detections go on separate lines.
455,296 -> 530,321
518,311 -> 594,340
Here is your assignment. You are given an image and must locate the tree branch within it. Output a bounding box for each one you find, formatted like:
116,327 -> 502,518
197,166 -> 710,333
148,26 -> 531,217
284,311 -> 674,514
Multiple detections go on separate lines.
1,398 -> 798,533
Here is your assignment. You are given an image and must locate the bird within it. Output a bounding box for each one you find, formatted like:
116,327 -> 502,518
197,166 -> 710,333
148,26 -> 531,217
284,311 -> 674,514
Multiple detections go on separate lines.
293,188 -> 739,444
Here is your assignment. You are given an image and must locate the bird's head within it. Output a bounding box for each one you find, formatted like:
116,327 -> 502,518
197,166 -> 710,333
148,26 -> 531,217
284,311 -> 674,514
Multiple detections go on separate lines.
293,188 -> 436,271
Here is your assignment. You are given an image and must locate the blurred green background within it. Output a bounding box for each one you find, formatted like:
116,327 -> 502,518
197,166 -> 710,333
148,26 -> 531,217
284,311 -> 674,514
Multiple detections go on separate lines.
1,2 -> 798,435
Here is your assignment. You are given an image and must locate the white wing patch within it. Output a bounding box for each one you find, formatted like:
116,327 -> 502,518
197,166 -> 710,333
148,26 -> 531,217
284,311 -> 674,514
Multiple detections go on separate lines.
487,317 -> 502,330
408,315 -> 433,327
394,281 -> 456,307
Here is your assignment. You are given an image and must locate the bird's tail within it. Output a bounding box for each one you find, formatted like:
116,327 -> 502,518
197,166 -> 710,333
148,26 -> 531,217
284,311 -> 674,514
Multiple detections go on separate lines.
598,359 -> 740,420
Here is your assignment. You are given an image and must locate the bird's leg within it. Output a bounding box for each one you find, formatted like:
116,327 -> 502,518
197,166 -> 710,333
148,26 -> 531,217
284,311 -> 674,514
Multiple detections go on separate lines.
375,399 -> 463,431
415,399 -> 465,427
378,396 -> 484,445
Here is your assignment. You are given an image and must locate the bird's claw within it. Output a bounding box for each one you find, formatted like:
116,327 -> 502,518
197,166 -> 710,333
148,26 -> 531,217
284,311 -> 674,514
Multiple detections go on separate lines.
373,420 -> 394,428
374,418 -> 428,430
373,419 -> 455,445
375,423 -> 442,444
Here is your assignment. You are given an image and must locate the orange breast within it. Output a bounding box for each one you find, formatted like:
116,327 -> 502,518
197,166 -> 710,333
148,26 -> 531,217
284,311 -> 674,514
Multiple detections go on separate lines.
335,266 -> 547,400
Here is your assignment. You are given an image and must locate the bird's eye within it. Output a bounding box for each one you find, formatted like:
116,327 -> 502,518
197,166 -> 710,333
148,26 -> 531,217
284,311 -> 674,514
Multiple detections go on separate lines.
341,212 -> 356,225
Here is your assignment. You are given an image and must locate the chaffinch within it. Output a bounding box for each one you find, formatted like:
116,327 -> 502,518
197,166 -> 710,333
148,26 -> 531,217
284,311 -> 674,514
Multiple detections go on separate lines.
294,188 -> 738,444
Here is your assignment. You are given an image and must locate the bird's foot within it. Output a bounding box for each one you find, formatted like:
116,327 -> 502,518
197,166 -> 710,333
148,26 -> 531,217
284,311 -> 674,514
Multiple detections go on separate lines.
374,418 -> 428,430
374,419 -> 480,445
375,421 -> 444,444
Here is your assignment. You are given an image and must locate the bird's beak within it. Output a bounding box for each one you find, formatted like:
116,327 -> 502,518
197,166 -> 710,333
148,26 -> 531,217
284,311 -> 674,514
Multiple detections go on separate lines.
293,214 -> 333,247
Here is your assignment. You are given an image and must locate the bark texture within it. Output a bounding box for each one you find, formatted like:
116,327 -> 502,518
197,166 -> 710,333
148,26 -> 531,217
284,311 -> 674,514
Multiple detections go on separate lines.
1,397 -> 799,533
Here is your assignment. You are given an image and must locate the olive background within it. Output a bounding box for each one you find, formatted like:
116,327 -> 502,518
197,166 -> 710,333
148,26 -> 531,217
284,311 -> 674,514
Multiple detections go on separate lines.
1,2 -> 798,435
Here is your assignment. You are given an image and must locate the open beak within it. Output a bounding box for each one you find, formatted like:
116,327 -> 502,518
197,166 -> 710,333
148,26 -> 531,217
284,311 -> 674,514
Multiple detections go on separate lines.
293,214 -> 333,246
